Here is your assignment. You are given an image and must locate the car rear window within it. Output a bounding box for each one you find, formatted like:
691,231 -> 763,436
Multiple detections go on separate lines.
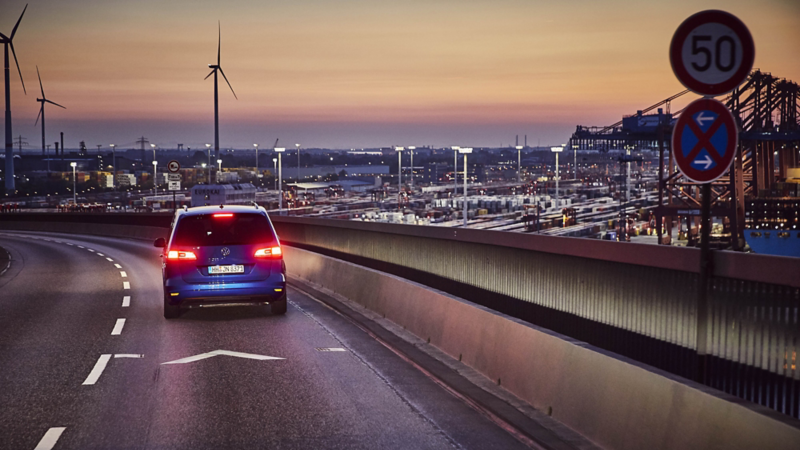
172,213 -> 277,246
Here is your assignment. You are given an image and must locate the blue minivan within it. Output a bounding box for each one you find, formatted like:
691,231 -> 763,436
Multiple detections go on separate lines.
154,205 -> 287,318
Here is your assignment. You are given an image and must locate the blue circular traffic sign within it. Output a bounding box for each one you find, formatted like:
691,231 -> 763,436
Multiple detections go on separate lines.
671,98 -> 738,183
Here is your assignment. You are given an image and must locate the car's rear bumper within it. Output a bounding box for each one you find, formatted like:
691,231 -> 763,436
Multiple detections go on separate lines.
165,280 -> 286,308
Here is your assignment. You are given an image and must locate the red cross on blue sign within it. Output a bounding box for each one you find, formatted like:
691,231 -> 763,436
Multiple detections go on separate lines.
672,98 -> 738,183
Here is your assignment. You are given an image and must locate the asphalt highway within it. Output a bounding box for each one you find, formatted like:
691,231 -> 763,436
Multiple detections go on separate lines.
0,231 -> 540,450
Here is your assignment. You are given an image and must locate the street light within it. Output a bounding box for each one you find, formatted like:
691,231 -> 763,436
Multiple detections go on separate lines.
451,146 -> 460,198
408,146 -> 416,190
515,145 -> 523,183
272,158 -> 278,190
152,160 -> 158,196
551,146 -> 563,210
205,143 -> 211,168
217,159 -> 223,184
459,147 -> 472,227
253,143 -> 259,175
395,147 -> 404,206
70,162 -> 77,204
275,147 -> 285,212
110,144 -> 116,191
295,143 -> 300,182
150,143 -> 156,164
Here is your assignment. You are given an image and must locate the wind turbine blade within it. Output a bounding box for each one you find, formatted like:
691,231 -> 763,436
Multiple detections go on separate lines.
34,105 -> 42,126
9,42 -> 26,95
45,99 -> 66,109
204,69 -> 215,80
37,65 -> 44,97
0,32 -> 8,40
217,21 -> 221,66
218,67 -> 237,100
10,4 -> 28,40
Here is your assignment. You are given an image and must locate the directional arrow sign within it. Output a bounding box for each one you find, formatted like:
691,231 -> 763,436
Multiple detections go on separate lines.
672,98 -> 738,183
161,350 -> 285,365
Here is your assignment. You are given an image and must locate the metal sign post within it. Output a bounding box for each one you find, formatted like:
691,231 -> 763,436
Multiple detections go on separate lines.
670,10 -> 753,384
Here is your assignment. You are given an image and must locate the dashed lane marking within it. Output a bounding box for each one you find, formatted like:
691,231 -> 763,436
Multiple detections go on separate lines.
114,354 -> 144,359
106,257 -> 114,262
123,282 -> 130,290
34,427 -> 66,450
77,245 -> 84,248
97,253 -> 104,256
82,354 -> 112,385
122,296 -> 130,307
120,271 -> 127,278
111,319 -> 126,335
114,264 -> 122,269
316,348 -> 347,352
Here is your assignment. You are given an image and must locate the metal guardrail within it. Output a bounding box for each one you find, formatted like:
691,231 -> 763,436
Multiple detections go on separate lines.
1,212 -> 799,421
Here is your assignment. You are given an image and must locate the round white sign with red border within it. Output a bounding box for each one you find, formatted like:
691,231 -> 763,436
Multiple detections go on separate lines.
670,10 -> 754,96
672,98 -> 738,183
167,160 -> 180,173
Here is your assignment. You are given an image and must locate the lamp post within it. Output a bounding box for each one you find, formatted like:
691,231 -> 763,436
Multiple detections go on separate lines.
295,143 -> 300,182
515,145 -> 523,183
551,146 -> 563,210
70,162 -> 77,204
205,143 -> 211,168
110,144 -> 116,191
152,160 -> 158,196
408,146 -> 416,190
272,158 -> 277,190
573,143 -> 578,180
451,146 -> 460,199
217,158 -> 222,184
275,147 -> 285,212
459,147 -> 472,227
201,163 -> 207,184
253,143 -> 259,175
150,143 -> 156,164
395,147 -> 404,210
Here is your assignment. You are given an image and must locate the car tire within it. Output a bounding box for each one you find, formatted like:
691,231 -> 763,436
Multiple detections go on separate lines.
271,298 -> 287,315
164,293 -> 181,319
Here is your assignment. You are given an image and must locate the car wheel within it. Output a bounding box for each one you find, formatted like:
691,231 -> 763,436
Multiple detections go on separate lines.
271,298 -> 287,315
164,293 -> 181,319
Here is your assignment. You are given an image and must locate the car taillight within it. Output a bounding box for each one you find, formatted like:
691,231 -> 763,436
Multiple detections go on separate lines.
213,213 -> 234,218
254,246 -> 282,258
167,250 -> 197,260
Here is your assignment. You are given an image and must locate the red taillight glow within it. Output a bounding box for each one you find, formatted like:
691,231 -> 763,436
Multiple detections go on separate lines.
254,246 -> 282,258
167,250 -> 197,260
213,213 -> 234,218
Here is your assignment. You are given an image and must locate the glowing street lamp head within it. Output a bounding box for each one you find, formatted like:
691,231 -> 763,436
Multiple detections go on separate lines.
458,147 -> 473,154
274,147 -> 286,153
515,146 -> 523,150
550,146 -> 564,153
408,146 -> 416,150
205,143 -> 211,148
451,146 -> 460,151
150,144 -> 155,149
394,146 -> 404,152
253,143 -> 258,148
152,161 -> 158,166
216,159 -> 222,165
70,162 -> 77,168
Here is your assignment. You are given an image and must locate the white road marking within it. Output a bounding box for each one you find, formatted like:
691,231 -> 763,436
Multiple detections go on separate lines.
34,427 -> 66,450
123,281 -> 130,290
66,243 -> 74,246
122,296 -> 130,307
97,253 -> 104,256
82,354 -> 112,385
161,350 -> 285,365
114,354 -> 143,359
87,249 -> 95,252
111,318 -> 126,335
106,257 -> 114,262
120,271 -> 127,278
317,348 -> 347,352
114,264 -> 122,269
77,245 -> 84,248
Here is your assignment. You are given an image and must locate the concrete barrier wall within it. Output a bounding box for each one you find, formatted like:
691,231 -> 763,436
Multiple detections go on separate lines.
283,246 -> 800,450
0,221 -> 168,242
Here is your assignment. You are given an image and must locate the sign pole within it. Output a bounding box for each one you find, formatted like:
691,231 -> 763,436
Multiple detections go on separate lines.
696,182 -> 711,383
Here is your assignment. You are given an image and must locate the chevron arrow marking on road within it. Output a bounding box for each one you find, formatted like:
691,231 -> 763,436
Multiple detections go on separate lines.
161,350 -> 285,365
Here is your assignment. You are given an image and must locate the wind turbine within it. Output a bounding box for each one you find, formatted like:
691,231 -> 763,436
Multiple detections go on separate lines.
0,4 -> 27,191
204,22 -> 236,162
34,66 -> 66,157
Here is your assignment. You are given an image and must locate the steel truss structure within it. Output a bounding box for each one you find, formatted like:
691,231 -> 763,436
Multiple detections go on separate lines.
569,70 -> 800,249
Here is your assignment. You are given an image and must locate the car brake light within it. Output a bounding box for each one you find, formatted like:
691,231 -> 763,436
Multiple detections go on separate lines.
213,213 -> 234,218
167,250 -> 197,260
254,246 -> 282,258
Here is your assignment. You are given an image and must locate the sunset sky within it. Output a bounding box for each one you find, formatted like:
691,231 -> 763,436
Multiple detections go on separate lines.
2,0 -> 798,150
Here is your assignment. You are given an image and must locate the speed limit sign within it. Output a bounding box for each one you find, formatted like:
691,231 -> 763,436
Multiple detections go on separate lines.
670,10 -> 754,96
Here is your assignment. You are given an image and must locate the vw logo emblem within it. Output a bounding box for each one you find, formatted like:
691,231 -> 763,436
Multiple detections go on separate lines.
221,247 -> 230,257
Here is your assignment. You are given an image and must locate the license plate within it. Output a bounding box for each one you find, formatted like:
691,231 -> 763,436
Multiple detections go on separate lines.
209,264 -> 244,275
